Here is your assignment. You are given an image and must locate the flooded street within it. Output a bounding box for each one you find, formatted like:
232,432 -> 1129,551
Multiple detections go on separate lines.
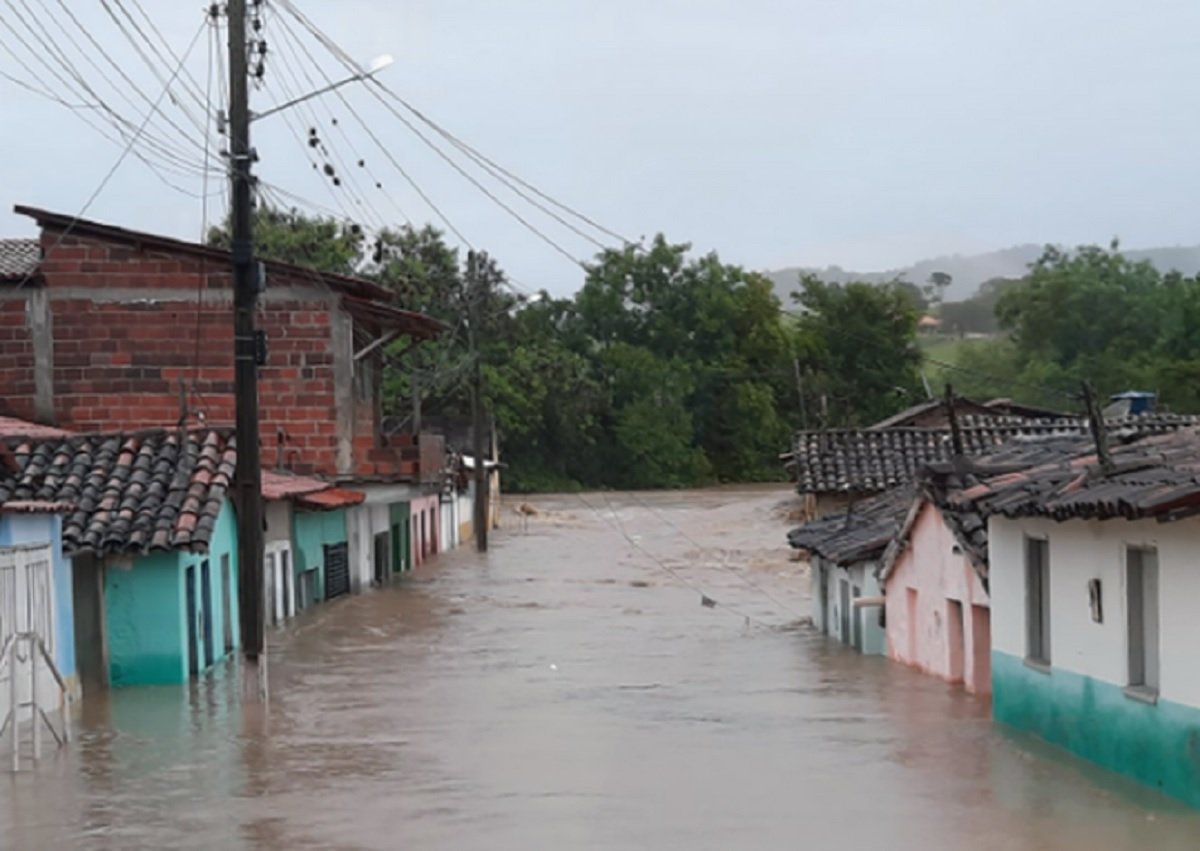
4,486 -> 1200,849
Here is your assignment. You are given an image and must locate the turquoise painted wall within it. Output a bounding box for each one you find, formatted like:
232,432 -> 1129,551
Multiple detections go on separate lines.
993,650 -> 1200,807
105,550 -> 186,686
0,514 -> 76,679
179,500 -> 240,671
293,508 -> 348,603
105,500 -> 239,687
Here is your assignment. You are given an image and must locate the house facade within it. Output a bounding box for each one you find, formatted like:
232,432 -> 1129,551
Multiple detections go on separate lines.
948,428 -> 1200,806
789,489 -> 906,655
0,207 -> 451,587
989,514 -> 1200,806
880,500 -> 991,694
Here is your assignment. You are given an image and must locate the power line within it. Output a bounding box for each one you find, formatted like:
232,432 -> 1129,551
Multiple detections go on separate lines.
189,12 -> 221,424
264,5 -> 470,246
265,9 -> 405,229
8,17 -> 209,292
1,1 -> 217,181
112,0 -> 212,111
275,0 -> 629,251
38,0 -> 213,152
273,0 -> 591,270
576,491 -> 780,630
260,10 -> 390,233
378,87 -> 623,250
622,489 -> 806,620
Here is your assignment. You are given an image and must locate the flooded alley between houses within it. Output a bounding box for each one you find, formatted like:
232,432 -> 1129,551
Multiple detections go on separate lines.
3,486 -> 1200,850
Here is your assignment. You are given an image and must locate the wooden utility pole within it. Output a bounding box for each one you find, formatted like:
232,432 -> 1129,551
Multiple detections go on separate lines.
792,358 -> 808,431
1082,381 -> 1113,474
228,0 -> 267,703
945,383 -> 964,457
467,251 -> 489,552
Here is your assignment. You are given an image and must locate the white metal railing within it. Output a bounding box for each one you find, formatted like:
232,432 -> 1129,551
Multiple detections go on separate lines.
0,632 -> 71,770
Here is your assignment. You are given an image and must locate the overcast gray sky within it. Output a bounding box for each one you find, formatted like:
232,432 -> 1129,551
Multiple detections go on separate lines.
2,0 -> 1199,294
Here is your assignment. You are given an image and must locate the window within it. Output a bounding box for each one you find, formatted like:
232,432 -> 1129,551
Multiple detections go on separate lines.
1126,547 -> 1160,695
1025,537 -> 1051,666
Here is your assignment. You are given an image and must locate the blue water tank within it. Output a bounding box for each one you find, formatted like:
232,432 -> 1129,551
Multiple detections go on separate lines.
1109,391 -> 1156,415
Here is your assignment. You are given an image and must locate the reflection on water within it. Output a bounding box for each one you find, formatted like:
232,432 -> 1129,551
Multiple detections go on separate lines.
3,487 -> 1199,850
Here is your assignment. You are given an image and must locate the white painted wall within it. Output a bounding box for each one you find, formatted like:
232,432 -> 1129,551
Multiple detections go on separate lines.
263,501 -> 292,547
812,556 -> 884,655
990,514 -> 1200,709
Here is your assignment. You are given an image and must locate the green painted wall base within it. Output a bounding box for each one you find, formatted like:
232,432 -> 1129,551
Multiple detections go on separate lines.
992,651 -> 1200,807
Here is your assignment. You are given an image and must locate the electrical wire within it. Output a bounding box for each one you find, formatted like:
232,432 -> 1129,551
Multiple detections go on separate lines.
275,0 -> 628,252
576,491 -> 780,630
272,1 -> 590,270
112,0 -> 212,110
8,17 -> 209,291
189,13 -> 220,423
37,0 -> 213,151
264,6 -> 469,246
259,12 -> 389,233
1,2 -> 218,181
265,9 -> 403,230
622,489 -> 806,620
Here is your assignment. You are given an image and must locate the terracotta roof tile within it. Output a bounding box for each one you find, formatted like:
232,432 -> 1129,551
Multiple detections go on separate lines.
0,238 -> 39,280
0,416 -> 71,439
791,414 -> 1200,495
0,429 -> 234,556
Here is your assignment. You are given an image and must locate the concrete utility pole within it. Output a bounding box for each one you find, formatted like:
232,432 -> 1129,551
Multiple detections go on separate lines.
228,0 -> 267,703
467,251 -> 489,553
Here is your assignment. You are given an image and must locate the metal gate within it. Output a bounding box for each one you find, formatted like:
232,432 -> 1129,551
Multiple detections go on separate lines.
324,542 -> 350,600
0,544 -> 55,689
0,544 -> 69,769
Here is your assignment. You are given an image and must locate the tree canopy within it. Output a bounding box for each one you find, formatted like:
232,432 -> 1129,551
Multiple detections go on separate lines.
212,206 -> 943,491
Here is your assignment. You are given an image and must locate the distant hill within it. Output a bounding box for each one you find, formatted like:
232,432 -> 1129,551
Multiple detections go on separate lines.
766,244 -> 1200,303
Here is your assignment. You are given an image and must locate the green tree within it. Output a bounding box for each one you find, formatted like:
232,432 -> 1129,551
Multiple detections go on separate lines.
791,276 -> 923,426
208,205 -> 364,275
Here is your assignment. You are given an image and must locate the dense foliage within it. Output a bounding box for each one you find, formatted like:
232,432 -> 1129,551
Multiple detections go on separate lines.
219,208 -> 932,491
218,208 -> 1200,488
929,242 -> 1200,413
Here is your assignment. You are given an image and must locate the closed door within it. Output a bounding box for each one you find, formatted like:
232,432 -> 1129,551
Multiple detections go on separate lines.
851,585 -> 863,650
947,600 -> 965,683
373,531 -> 390,585
839,580 -> 851,644
818,567 -> 829,634
221,554 -> 233,653
185,565 -> 199,676
200,560 -> 214,668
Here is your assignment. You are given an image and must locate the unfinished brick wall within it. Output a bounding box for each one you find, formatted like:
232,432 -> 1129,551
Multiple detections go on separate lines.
0,298 -> 35,421
7,228 -> 406,478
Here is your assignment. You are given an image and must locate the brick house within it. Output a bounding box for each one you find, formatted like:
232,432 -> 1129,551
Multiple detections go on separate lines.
0,206 -> 449,593
1,205 -> 444,477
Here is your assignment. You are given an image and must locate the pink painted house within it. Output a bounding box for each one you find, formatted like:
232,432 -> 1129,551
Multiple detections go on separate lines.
879,498 -> 991,695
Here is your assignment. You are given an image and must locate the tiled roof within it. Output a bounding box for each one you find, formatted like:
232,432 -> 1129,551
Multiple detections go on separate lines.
0,415 -> 71,439
787,486 -> 912,566
791,415 -> 1200,495
0,429 -> 235,556
297,487 -> 365,510
943,428 -> 1200,523
869,396 -> 998,430
0,238 -> 39,280
261,470 -> 331,501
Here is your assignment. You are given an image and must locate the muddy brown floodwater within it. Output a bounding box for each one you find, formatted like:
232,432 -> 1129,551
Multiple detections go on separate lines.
4,486 -> 1200,849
